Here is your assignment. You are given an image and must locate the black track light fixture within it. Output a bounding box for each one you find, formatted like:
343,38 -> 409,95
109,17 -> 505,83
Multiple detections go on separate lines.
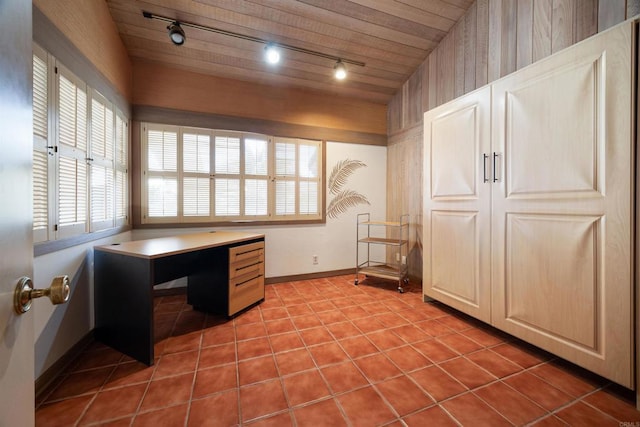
167,22 -> 186,46
142,11 -> 365,78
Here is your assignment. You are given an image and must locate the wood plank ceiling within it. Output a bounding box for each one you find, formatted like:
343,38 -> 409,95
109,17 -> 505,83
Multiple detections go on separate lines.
106,0 -> 474,104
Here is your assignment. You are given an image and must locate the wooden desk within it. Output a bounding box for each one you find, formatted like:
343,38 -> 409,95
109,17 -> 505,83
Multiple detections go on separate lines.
94,231 -> 265,365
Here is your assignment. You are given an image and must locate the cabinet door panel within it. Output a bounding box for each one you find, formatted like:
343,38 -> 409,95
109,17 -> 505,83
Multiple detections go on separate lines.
505,59 -> 599,198
424,86 -> 492,322
431,211 -> 481,304
505,213 -> 600,349
492,23 -> 633,387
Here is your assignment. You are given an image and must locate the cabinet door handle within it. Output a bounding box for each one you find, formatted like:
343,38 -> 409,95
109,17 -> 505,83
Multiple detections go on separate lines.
483,153 -> 489,183
492,152 -> 501,183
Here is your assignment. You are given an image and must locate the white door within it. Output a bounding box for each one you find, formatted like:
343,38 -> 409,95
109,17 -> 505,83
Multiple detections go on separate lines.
491,22 -> 633,387
423,86 -> 492,322
0,0 -> 34,425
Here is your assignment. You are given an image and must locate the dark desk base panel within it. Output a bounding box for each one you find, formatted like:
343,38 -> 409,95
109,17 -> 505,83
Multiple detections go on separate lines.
94,238 -> 264,365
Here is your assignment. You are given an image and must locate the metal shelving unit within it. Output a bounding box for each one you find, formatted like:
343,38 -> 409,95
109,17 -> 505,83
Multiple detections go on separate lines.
355,213 -> 409,293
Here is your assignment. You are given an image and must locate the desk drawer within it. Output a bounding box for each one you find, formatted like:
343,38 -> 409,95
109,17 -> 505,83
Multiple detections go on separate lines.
229,257 -> 264,280
228,270 -> 264,316
230,241 -> 264,264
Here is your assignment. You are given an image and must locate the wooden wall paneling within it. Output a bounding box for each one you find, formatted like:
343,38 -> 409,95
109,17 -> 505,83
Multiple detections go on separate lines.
501,0 -> 518,77
454,20 -> 466,98
436,43 -> 446,106
630,0 -> 640,19
598,0 -> 626,31
387,90 -> 403,134
517,0 -> 534,69
575,0 -> 598,43
386,125 -> 423,280
437,33 -> 456,105
533,0 -> 553,62
464,2 -> 478,93
476,0 -> 490,87
421,56 -> 430,113
488,0 -> 503,82
402,82 -> 409,129
406,64 -> 423,127
428,52 -> 438,110
552,0 -> 575,53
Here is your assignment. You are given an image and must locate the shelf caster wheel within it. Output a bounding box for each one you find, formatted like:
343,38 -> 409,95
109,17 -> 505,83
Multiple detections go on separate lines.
403,278 -> 409,285
354,279 -> 359,286
397,287 -> 404,294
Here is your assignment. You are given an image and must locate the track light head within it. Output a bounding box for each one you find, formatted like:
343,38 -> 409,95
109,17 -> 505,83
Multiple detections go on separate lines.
264,43 -> 281,64
334,60 -> 347,80
167,22 -> 186,45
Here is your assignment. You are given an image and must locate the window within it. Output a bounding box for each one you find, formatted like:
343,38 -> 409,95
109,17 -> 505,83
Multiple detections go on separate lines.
32,44 -> 129,244
142,123 -> 323,223
32,44 -> 51,243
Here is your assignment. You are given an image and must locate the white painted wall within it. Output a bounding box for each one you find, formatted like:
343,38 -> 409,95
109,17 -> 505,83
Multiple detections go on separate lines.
33,141 -> 386,378
33,232 -> 132,377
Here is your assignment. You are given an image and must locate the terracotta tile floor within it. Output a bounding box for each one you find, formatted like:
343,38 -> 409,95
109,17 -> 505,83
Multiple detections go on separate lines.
36,275 -> 640,426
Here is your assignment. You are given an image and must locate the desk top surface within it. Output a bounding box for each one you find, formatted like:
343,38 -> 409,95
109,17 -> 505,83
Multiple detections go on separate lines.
94,231 -> 264,259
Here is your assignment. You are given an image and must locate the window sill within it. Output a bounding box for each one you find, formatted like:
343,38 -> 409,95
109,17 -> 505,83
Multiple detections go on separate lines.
34,225 -> 132,257
134,218 -> 326,229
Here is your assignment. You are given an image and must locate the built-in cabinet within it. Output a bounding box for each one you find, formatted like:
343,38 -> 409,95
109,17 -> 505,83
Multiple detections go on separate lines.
423,21 -> 635,388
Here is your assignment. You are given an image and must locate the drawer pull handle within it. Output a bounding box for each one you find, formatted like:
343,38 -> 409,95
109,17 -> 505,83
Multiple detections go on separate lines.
233,248 -> 262,257
236,275 -> 262,287
236,261 -> 262,271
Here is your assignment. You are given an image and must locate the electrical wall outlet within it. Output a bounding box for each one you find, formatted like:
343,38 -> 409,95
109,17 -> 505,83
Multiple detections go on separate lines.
312,255 -> 318,265
401,255 -> 407,265
395,252 -> 400,262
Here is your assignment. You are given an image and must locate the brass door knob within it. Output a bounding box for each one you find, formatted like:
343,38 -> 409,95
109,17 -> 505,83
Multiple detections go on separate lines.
14,276 -> 70,314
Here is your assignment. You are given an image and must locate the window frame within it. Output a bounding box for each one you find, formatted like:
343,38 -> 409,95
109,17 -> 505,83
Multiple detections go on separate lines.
32,42 -> 131,252
141,122 -> 325,225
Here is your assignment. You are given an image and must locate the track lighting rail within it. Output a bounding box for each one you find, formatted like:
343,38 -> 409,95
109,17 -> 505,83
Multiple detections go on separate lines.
142,10 -> 366,68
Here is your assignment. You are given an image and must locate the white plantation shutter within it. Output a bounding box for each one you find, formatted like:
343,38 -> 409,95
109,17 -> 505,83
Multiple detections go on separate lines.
298,142 -> 320,215
276,141 -> 296,176
274,140 -> 296,216
148,177 -> 177,217
148,128 -> 177,172
33,50 -> 48,140
184,177 -> 210,216
244,136 -> 268,217
33,46 -> 51,242
214,133 -> 241,218
215,178 -> 240,216
115,112 -> 128,224
183,131 -> 210,218
214,134 -> 240,174
144,125 -> 178,221
299,181 -> 318,215
273,138 -> 321,219
58,156 -> 87,234
57,65 -> 88,238
90,92 -> 115,231
275,180 -> 295,215
245,179 -> 268,216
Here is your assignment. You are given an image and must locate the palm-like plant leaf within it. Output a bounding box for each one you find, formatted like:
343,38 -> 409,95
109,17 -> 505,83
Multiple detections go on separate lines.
326,190 -> 370,219
328,159 -> 367,195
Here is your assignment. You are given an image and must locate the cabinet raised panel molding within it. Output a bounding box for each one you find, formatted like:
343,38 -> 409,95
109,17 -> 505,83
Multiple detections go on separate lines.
423,21 -> 635,388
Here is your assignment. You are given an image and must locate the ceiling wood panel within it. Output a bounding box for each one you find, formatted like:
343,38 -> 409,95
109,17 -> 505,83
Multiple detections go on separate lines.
106,0 -> 474,104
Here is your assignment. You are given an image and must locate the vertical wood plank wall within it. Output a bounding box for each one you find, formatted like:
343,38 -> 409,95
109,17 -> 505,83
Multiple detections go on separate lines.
387,0 -> 637,281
